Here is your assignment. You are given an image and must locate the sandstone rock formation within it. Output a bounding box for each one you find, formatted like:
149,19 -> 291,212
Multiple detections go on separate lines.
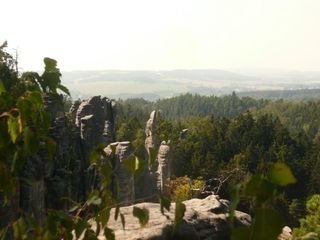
156,141 -> 171,194
18,95 -> 71,224
278,226 -> 292,240
73,96 -> 116,200
145,110 -> 158,170
2,95 -> 117,230
105,141 -> 135,205
96,195 -> 251,240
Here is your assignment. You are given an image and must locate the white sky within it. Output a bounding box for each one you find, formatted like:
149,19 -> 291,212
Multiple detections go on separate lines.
1,0 -> 320,71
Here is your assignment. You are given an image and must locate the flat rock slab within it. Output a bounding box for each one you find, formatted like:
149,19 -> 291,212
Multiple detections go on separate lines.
96,195 -> 251,240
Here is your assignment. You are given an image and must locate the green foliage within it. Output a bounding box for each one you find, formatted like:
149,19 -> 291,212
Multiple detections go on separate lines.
268,162 -> 296,186
0,43 -> 67,205
231,162 -> 296,240
173,201 -> 186,231
292,195 -> 320,239
160,195 -> 171,216
132,206 -> 149,228
122,155 -> 140,172
2,40 -> 320,239
253,99 -> 320,140
169,176 -> 205,202
104,227 -> 115,240
0,44 -> 151,240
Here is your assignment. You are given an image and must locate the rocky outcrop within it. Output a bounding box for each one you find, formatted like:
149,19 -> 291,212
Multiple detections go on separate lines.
96,195 -> 251,240
72,96 -> 116,201
278,226 -> 292,240
75,96 -> 115,158
18,95 -> 71,223
3,95 -> 117,230
156,141 -> 171,194
145,110 -> 158,170
105,141 -> 135,205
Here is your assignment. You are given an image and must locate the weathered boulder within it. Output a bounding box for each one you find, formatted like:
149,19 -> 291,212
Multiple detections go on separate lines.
96,195 -> 251,240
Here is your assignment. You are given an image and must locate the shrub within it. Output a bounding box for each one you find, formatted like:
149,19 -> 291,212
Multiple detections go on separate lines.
293,194 -> 320,239
169,176 -> 205,202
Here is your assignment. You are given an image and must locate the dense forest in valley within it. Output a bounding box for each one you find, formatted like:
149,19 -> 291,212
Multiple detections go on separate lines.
115,93 -> 320,228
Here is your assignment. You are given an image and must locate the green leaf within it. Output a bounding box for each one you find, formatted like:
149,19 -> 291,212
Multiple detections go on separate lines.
148,147 -> 157,167
57,84 -> 70,95
10,151 -> 19,173
44,57 -> 58,70
229,184 -> 241,224
58,211 -> 73,229
122,155 -> 139,172
24,127 -> 38,154
7,115 -> 20,143
0,79 -> 5,94
174,201 -> 186,230
28,91 -> 43,108
100,208 -> 111,227
17,98 -> 31,117
133,206 -> 149,228
104,227 -> 115,240
252,208 -> 284,240
160,195 -> 171,216
120,213 -> 125,230
46,212 -> 58,235
12,217 -> 27,239
46,137 -> 57,161
109,143 -> 117,155
100,163 -> 112,186
231,227 -> 251,240
300,232 -> 319,240
90,149 -> 100,164
84,229 -> 98,240
87,196 -> 102,206
75,219 -> 88,238
114,205 -> 120,221
0,226 -> 8,240
268,162 -> 296,186
68,204 -> 80,213
42,57 -> 61,93
244,175 -> 274,204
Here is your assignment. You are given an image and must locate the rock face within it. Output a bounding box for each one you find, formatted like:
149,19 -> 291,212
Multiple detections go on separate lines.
73,96 -> 116,201
1,95 -> 117,230
145,110 -> 158,170
19,95 -> 71,223
156,141 -> 171,194
136,110 -> 173,200
104,141 -> 135,205
97,195 -> 251,240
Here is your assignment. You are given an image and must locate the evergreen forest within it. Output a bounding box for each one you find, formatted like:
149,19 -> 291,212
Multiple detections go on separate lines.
1,42 -> 320,239
115,90 -> 320,235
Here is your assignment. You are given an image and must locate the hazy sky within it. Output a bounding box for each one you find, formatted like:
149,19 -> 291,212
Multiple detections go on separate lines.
1,0 -> 320,71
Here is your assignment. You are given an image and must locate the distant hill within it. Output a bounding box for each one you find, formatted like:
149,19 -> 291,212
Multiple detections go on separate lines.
238,88 -> 320,100
61,69 -> 255,100
61,69 -> 320,100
